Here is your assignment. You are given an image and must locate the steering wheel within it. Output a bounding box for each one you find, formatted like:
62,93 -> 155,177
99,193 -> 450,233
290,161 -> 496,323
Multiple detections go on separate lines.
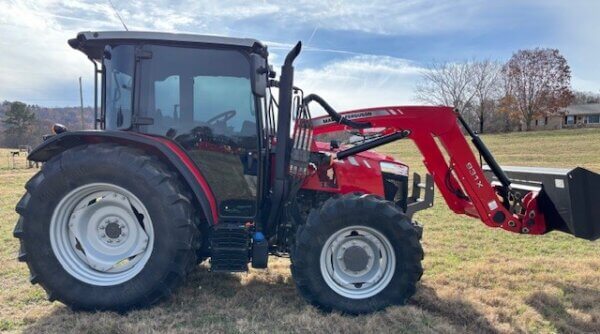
207,110 -> 236,126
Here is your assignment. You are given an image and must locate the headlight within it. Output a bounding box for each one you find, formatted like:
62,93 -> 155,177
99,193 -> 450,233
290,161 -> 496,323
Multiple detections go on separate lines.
380,162 -> 408,177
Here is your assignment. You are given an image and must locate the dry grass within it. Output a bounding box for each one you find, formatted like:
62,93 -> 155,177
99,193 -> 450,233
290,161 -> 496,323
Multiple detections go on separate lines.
1,129 -> 599,333
0,148 -> 36,171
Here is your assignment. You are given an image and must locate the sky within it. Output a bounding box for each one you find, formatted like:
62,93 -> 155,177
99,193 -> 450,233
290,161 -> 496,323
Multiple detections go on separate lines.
0,0 -> 599,110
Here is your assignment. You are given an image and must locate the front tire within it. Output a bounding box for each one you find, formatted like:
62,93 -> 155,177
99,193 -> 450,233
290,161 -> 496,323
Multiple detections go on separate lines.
14,144 -> 199,311
291,193 -> 423,314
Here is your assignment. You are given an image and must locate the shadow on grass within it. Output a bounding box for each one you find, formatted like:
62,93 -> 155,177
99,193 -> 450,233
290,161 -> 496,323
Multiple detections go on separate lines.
411,284 -> 500,334
526,283 -> 600,333
22,266 -> 301,333
23,268 -> 506,333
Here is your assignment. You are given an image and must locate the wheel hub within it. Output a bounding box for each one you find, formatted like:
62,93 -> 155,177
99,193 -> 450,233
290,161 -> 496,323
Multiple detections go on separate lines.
320,226 -> 396,299
104,221 -> 123,239
99,218 -> 128,245
340,241 -> 374,275
50,183 -> 154,286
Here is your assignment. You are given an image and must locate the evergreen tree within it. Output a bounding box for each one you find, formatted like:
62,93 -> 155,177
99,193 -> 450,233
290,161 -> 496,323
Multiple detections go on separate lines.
2,101 -> 35,147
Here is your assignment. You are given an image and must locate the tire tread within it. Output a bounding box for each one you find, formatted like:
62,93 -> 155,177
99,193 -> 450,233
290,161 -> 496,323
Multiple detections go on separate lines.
291,193 -> 424,314
13,143 -> 201,311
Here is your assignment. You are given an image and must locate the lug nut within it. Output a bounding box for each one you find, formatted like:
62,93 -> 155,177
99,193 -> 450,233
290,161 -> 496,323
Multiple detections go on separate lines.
508,221 -> 516,227
522,227 -> 530,234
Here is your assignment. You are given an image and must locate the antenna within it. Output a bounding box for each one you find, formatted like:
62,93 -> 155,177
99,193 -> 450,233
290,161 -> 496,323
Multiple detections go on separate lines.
79,77 -> 85,129
107,0 -> 129,31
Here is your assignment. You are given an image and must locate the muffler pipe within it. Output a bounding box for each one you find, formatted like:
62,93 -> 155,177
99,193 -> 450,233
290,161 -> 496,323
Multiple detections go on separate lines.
267,41 -> 302,235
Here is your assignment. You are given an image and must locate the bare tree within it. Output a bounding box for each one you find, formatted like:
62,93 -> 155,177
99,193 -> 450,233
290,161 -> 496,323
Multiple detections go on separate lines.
415,60 -> 504,133
501,48 -> 574,131
471,60 -> 502,133
414,61 -> 478,113
572,90 -> 600,104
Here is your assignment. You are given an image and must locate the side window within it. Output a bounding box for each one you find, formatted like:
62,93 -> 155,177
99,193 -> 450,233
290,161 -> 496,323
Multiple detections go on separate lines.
103,45 -> 134,130
192,76 -> 256,138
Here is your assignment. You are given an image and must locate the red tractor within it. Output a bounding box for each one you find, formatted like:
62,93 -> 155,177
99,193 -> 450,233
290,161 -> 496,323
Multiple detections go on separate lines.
14,31 -> 599,314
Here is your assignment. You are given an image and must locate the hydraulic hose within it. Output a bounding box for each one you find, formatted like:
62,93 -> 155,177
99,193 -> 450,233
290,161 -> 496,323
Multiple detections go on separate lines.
303,94 -> 371,129
457,113 -> 512,189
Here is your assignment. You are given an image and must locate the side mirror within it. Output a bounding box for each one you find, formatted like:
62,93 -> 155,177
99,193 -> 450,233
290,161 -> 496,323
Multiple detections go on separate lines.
251,53 -> 267,97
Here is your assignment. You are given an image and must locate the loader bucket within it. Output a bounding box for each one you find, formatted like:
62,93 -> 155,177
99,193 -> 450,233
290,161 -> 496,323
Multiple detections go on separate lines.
483,166 -> 600,241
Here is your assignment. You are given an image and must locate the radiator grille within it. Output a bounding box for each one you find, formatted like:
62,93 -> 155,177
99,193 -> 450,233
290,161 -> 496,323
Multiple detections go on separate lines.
382,172 -> 409,212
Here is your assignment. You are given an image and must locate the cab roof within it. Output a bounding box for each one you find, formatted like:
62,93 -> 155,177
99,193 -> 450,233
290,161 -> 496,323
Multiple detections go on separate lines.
68,31 -> 266,60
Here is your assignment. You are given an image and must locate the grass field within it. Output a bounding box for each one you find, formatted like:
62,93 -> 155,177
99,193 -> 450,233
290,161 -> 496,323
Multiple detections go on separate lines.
0,149 -> 34,171
1,129 -> 599,333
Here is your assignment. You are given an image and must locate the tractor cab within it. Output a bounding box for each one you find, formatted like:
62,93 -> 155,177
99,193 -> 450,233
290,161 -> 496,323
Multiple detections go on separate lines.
69,31 -> 272,220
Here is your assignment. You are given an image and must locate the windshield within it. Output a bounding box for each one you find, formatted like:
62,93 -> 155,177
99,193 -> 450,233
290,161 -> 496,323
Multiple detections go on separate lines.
103,45 -> 134,129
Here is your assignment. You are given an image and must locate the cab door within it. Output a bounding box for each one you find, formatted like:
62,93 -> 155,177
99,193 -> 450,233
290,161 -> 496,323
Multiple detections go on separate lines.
138,45 -> 261,219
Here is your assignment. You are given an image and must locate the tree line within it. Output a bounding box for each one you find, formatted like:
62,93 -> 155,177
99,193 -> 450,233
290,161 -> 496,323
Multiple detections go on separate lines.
415,48 -> 599,132
0,101 -> 94,148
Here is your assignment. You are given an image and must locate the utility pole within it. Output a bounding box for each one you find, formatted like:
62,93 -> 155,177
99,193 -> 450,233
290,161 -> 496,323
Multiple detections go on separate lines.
79,77 -> 84,129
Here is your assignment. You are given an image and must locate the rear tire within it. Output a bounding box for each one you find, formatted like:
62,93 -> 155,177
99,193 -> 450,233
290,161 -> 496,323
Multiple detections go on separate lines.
291,193 -> 423,314
13,144 -> 199,311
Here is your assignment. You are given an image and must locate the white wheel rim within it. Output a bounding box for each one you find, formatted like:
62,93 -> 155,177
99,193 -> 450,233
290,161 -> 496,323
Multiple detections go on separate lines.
50,183 -> 154,286
320,225 -> 396,299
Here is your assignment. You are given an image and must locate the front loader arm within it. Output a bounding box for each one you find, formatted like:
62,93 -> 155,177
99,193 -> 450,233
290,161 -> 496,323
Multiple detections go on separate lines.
311,106 -> 545,236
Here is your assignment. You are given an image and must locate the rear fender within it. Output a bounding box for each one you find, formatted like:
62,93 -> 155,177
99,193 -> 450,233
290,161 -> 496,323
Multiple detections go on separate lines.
29,131 -> 219,225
